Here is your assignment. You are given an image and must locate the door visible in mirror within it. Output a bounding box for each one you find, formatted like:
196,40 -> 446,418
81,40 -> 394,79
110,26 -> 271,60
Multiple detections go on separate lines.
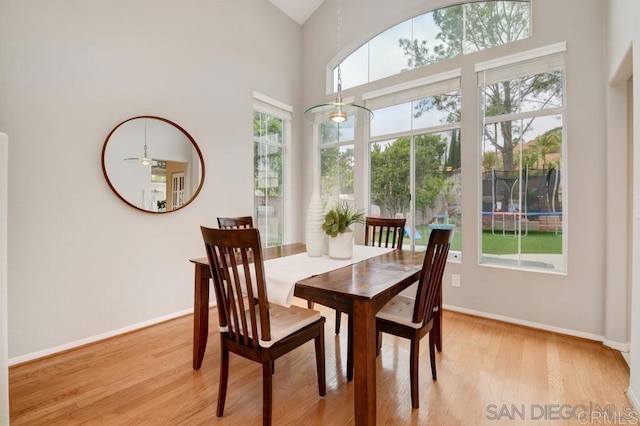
101,116 -> 205,213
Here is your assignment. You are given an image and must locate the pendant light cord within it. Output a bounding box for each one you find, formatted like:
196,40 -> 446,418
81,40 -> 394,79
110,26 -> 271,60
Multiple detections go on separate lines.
335,0 -> 342,104
303,0 -> 372,127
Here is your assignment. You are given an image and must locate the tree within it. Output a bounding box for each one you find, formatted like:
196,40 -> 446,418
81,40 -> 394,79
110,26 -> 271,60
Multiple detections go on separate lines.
253,112 -> 281,138
483,73 -> 562,172
399,1 -> 561,172
370,139 -> 411,217
483,151 -> 497,171
445,128 -> 461,171
520,150 -> 540,170
432,2 -> 530,58
415,134 -> 448,217
370,135 -> 447,218
534,127 -> 562,169
253,113 -> 283,197
321,145 -> 355,198
319,122 -> 355,199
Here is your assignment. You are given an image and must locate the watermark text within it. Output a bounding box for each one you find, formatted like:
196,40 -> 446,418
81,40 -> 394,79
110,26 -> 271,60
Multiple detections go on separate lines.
486,402 -> 639,424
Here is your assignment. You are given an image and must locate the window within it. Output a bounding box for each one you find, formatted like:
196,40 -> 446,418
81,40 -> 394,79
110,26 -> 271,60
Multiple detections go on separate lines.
477,47 -> 566,272
253,94 -> 291,247
315,2 -> 565,272
364,74 -> 461,255
336,1 -> 531,91
320,122 -> 355,205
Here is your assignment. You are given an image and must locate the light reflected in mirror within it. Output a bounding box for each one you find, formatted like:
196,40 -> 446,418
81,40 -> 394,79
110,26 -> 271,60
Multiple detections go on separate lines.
101,116 -> 205,213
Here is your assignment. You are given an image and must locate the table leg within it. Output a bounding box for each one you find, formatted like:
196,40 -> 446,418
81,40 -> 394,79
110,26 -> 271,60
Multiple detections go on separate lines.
352,299 -> 377,425
193,263 -> 210,370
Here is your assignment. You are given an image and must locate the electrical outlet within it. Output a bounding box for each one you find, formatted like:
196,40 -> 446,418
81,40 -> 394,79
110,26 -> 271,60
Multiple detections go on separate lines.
452,274 -> 461,288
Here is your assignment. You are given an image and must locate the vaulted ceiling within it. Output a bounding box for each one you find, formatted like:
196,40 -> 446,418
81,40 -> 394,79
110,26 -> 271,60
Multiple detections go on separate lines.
268,0 -> 326,25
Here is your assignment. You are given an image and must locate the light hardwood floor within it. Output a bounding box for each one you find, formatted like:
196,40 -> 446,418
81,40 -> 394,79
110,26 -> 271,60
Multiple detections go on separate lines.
10,303 -> 632,425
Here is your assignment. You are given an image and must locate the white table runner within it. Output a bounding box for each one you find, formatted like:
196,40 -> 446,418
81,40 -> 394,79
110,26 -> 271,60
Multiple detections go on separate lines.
260,245 -> 394,307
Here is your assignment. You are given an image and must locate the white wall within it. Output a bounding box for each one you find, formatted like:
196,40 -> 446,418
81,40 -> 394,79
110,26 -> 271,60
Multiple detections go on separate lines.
0,0 -> 304,361
606,0 -> 640,410
303,0 -> 616,340
0,133 -> 9,426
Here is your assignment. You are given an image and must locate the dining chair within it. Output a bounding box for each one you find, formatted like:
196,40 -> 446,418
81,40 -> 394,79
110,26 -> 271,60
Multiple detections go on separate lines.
375,227 -> 453,408
337,216 -> 406,381
337,217 -> 406,336
364,216 -> 406,250
217,215 -> 254,229
200,226 -> 326,425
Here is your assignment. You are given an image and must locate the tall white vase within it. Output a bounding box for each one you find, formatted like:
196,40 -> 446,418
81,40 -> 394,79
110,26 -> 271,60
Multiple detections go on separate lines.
305,185 -> 325,257
322,192 -> 340,255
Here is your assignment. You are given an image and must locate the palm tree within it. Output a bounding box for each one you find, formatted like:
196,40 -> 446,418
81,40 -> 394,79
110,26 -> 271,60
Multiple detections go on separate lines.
535,129 -> 561,170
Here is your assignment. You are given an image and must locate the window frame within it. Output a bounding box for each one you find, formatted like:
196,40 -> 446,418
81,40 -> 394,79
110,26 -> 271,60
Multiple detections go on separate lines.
475,45 -> 567,273
330,0 -> 532,93
364,73 -> 462,258
252,92 -> 293,248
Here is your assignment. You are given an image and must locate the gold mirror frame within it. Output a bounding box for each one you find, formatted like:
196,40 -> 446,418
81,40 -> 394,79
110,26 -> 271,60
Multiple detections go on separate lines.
101,116 -> 205,213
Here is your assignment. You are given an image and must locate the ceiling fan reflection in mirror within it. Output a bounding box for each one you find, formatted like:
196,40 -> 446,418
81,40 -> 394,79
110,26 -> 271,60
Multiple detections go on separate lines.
123,119 -> 158,166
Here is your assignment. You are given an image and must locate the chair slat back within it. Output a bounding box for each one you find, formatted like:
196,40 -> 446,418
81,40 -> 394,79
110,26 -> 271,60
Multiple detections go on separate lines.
413,228 -> 454,325
364,217 -> 406,249
201,227 -> 270,349
217,216 -> 254,229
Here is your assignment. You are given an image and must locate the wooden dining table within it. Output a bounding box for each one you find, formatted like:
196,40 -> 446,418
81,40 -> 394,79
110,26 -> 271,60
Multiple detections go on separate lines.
190,243 -> 427,426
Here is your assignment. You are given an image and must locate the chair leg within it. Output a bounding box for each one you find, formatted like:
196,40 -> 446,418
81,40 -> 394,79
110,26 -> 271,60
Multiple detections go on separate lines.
217,348 -> 229,417
376,331 -> 382,356
335,310 -> 342,334
315,325 -> 327,396
307,300 -> 314,309
262,360 -> 273,426
409,338 -> 420,409
346,315 -> 354,382
434,306 -> 442,352
429,331 -> 437,381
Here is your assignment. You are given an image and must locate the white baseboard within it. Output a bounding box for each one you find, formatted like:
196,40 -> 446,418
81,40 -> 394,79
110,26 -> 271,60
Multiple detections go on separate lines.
9,301 -> 626,366
8,307 -> 199,366
603,339 -> 631,353
443,304 -> 628,351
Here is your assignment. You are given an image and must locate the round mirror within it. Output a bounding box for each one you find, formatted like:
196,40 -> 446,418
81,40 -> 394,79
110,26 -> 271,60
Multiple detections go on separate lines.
101,116 -> 205,213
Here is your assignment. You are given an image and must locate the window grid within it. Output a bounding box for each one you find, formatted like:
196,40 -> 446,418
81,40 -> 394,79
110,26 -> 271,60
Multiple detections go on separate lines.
253,97 -> 290,248
478,57 -> 566,273
333,0 -> 531,92
366,83 -> 461,255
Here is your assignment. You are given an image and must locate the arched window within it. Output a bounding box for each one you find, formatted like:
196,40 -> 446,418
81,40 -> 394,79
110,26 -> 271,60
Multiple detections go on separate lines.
334,1 -> 531,91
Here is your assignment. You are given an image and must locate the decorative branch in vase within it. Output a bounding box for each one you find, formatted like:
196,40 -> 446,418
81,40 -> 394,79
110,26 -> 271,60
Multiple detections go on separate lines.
322,200 -> 364,259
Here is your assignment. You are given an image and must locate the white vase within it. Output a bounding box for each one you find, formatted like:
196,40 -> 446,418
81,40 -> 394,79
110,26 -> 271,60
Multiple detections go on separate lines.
305,187 -> 325,257
322,194 -> 339,255
329,230 -> 353,259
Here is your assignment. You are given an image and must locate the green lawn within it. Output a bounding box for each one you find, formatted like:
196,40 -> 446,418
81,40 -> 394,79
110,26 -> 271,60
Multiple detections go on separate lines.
404,226 -> 561,255
404,225 -> 462,251
480,230 -> 562,254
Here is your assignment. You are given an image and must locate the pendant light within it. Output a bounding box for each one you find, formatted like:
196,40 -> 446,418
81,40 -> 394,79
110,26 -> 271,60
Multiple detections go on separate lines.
124,119 -> 156,166
304,0 -> 373,128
